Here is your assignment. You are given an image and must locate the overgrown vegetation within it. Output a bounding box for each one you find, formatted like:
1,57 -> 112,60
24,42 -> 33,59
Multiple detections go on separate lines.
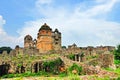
68,54 -> 75,60
1,71 -> 51,78
68,63 -> 82,75
114,45 -> 120,60
0,59 -> 83,79
114,45 -> 120,69
114,60 -> 120,65
103,67 -> 120,76
43,58 -> 63,74
86,55 -> 98,60
1,45 -> 120,79
117,77 -> 120,80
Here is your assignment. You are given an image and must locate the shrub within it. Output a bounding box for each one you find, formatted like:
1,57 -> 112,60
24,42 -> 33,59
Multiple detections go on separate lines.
68,63 -> 82,75
114,45 -> 120,60
43,58 -> 63,74
114,60 -> 120,65
68,54 -> 75,60
117,77 -> 120,80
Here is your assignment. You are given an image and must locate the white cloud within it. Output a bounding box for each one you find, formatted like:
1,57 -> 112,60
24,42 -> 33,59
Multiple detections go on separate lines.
0,15 -> 6,35
36,0 -> 53,5
16,0 -> 120,47
1,0 -> 120,48
74,0 -> 118,18
0,15 -> 21,48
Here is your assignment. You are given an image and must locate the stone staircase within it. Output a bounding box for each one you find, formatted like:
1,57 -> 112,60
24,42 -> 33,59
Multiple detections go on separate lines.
59,56 -> 84,68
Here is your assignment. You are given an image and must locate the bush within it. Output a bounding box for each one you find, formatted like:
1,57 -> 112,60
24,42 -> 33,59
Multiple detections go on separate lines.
43,58 -> 63,74
68,54 -> 75,60
68,63 -> 82,75
114,60 -> 120,64
114,45 -> 120,60
117,77 -> 120,80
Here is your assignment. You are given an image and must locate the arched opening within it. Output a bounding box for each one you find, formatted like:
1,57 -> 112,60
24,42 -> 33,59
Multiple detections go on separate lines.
0,63 -> 10,76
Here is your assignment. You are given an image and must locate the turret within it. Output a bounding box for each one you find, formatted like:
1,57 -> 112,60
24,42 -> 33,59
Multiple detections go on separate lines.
24,35 -> 33,48
53,28 -> 61,51
36,23 -> 53,53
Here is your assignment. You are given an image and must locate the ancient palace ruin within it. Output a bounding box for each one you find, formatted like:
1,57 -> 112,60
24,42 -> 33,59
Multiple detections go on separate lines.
24,23 -> 61,53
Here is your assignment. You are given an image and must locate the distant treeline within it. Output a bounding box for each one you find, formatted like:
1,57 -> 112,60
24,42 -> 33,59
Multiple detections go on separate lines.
0,47 -> 12,54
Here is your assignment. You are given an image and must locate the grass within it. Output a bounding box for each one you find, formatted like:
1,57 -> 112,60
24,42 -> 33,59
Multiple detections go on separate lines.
103,67 -> 120,79
114,59 -> 120,65
1,75 -> 81,80
58,72 -> 67,77
1,75 -> 118,80
103,67 -> 120,75
1,71 -> 51,78
88,75 -> 111,80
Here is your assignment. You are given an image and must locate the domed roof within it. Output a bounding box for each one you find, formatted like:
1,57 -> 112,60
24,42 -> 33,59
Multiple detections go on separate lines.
54,28 -> 61,34
54,28 -> 59,32
24,34 -> 32,40
39,23 -> 52,31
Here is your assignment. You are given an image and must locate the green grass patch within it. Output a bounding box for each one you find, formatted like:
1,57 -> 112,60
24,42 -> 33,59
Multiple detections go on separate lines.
114,59 -> 120,65
88,75 -> 110,80
103,67 -> 120,75
1,71 -> 52,78
58,72 -> 67,77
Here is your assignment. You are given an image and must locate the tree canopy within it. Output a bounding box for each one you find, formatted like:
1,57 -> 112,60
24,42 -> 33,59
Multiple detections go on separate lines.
114,45 -> 120,60
0,47 -> 12,54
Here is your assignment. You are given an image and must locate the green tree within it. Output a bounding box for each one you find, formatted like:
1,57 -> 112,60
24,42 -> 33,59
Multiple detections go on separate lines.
62,46 -> 66,49
114,45 -> 120,60
0,47 -> 12,54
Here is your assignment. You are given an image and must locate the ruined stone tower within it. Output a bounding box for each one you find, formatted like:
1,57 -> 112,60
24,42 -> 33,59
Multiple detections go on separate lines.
24,35 -> 33,48
36,23 -> 61,53
36,23 -> 53,53
24,23 -> 61,53
53,29 -> 61,51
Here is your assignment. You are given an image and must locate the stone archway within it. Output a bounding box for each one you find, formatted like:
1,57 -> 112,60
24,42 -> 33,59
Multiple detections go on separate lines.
33,61 -> 43,73
0,63 -> 10,76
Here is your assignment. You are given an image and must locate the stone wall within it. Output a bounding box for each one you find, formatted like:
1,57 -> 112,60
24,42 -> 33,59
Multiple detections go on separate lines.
98,51 -> 114,68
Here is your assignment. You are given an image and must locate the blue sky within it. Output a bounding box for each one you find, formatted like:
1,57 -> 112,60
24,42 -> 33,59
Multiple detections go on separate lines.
0,0 -> 120,48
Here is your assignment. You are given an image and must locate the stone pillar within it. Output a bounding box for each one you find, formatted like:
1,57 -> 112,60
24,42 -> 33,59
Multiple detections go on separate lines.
37,62 -> 39,72
75,55 -> 77,61
79,56 -> 81,62
31,64 -> 33,73
31,64 -> 32,73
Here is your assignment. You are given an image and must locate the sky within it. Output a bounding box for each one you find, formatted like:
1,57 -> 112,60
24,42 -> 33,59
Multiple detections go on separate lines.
0,0 -> 120,48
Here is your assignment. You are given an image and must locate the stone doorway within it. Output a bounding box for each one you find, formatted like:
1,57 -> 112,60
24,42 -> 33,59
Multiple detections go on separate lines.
0,63 -> 10,76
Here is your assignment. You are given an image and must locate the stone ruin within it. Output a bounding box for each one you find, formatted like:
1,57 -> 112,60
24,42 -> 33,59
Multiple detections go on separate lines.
0,43 -> 116,76
0,37 -> 116,77
0,23 -> 117,78
0,50 -> 116,77
0,56 -> 65,76
98,51 -> 115,69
